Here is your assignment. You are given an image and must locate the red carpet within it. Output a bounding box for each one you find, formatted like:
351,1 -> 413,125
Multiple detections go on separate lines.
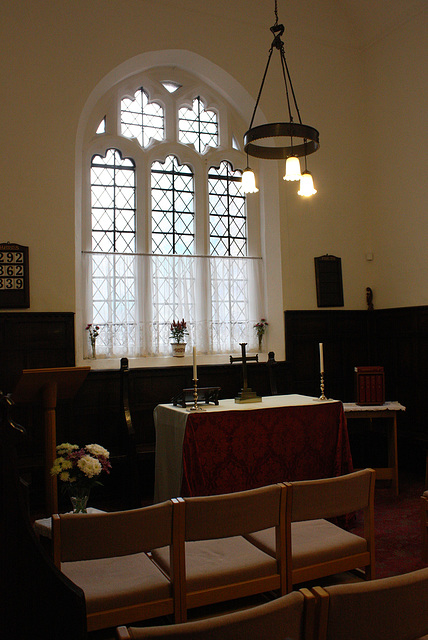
351,473 -> 427,578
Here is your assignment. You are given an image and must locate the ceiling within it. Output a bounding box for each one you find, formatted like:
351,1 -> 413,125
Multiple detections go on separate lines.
173,0 -> 427,52
335,0 -> 426,50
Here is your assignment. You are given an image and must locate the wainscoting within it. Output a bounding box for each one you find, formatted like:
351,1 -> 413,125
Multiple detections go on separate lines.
1,312 -> 291,508
2,308 -> 427,510
284,307 -> 428,472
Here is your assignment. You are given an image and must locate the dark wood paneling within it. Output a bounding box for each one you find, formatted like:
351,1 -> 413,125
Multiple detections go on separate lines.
9,343 -> 290,509
6,305 -> 428,505
284,307 -> 428,473
0,312 -> 75,393
284,310 -> 371,401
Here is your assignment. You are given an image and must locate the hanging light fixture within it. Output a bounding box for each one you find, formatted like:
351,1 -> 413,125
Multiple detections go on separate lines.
241,154 -> 259,193
242,0 -> 319,196
298,171 -> 317,196
297,151 -> 317,196
283,155 -> 301,181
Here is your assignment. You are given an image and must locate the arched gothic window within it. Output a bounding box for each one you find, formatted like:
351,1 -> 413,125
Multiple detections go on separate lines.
82,68 -> 264,359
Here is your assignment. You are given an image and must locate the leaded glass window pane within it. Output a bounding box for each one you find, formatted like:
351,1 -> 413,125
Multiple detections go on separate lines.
121,88 -> 164,147
151,155 -> 194,255
96,117 -> 105,134
91,149 -> 136,253
208,161 -> 246,257
161,81 -> 181,93
178,97 -> 218,153
90,152 -> 138,351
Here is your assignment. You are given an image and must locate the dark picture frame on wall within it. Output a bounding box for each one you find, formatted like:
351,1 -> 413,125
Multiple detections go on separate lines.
314,254 -> 344,307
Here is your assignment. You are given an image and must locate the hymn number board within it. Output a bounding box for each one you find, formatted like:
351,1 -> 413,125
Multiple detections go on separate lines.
0,243 -> 29,308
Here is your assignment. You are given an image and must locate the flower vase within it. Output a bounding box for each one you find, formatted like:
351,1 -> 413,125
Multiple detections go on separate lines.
258,336 -> 263,351
91,339 -> 96,359
171,342 -> 186,357
69,490 -> 90,513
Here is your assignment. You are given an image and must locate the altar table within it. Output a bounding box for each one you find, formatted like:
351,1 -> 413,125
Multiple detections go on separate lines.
154,394 -> 353,502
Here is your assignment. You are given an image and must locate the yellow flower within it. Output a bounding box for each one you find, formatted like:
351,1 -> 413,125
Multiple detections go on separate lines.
56,443 -> 78,455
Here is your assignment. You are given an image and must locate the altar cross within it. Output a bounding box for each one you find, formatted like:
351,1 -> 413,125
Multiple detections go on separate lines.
230,343 -> 261,403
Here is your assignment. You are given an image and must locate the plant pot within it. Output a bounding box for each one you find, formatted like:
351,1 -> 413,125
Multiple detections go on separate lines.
171,342 -> 186,357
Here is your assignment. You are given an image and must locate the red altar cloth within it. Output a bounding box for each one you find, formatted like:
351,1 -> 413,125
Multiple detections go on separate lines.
181,400 -> 353,497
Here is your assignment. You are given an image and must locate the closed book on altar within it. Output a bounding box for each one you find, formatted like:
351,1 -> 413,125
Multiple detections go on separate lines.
354,366 -> 385,405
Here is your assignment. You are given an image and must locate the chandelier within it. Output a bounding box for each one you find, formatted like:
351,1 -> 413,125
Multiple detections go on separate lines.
242,0 -> 319,197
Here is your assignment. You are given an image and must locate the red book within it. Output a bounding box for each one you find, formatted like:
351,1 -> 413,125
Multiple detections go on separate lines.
354,366 -> 385,405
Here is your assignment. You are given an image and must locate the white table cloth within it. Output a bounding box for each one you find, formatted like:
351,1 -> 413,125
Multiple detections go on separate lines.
153,394 -> 340,503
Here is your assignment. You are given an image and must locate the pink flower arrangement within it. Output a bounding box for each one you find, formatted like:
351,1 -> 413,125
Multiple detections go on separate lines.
254,318 -> 269,339
85,323 -> 100,343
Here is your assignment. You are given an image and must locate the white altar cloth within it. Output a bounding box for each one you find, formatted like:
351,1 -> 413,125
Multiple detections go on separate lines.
153,393 -> 336,503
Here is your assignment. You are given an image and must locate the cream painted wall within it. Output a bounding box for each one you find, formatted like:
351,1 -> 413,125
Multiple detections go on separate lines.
1,0 -> 426,321
361,9 -> 428,309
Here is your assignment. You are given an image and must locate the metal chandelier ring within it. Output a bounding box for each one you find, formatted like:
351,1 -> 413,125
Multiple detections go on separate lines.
243,122 -> 320,160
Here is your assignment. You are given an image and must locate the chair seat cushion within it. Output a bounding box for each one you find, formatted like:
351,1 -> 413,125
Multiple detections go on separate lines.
152,535 -> 278,592
62,551 -> 171,614
246,519 -> 367,569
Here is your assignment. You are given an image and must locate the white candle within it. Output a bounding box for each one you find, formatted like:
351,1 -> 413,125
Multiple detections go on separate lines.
193,346 -> 197,380
319,342 -> 324,373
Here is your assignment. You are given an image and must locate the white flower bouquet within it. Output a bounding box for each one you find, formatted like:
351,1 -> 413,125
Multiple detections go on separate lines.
50,442 -> 112,512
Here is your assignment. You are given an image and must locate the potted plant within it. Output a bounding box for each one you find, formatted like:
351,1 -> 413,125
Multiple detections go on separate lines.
170,319 -> 189,357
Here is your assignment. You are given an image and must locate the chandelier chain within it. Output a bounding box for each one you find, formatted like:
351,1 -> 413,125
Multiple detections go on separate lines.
243,0 -> 320,162
248,47 -> 274,131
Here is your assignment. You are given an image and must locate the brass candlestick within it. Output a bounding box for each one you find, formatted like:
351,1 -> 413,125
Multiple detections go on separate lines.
187,378 -> 205,412
319,371 -> 327,401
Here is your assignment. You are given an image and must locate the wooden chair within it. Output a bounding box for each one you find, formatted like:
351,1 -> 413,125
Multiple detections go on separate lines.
312,567 -> 428,640
116,588 -> 317,640
246,469 -> 376,589
151,483 -> 289,621
52,499 -> 183,631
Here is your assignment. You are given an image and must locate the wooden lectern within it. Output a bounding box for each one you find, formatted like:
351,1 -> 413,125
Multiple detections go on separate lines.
12,366 -> 90,514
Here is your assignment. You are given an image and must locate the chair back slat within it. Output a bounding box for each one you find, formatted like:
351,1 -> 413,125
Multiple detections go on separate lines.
184,484 -> 285,541
290,469 -> 375,522
55,500 -> 173,562
118,589 -> 310,640
315,567 -> 428,640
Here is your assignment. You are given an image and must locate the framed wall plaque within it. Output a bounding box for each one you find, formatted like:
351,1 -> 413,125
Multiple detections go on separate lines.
0,242 -> 30,308
314,254 -> 344,307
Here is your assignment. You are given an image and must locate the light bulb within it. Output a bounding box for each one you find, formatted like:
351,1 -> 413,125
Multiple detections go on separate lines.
298,171 -> 317,197
283,156 -> 301,181
241,168 -> 259,194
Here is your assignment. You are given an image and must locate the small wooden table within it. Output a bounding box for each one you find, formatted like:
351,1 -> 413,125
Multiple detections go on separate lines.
343,401 -> 406,495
